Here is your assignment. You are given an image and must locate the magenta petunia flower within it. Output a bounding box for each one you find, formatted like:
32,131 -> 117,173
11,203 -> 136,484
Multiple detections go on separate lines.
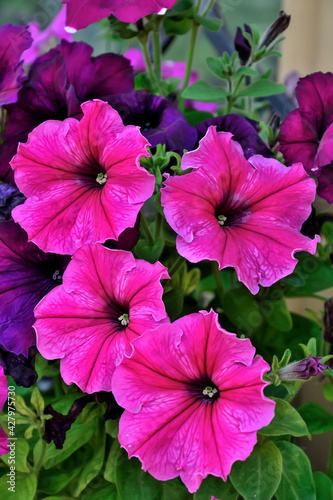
0,24 -> 32,106
35,244 -> 169,393
112,309 -> 275,492
11,99 -> 154,255
0,220 -> 69,356
0,366 -> 9,456
161,127 -> 319,294
64,0 -> 178,30
279,72 -> 333,202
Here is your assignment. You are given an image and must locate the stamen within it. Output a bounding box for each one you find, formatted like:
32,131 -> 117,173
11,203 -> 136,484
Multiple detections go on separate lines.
118,313 -> 129,327
96,173 -> 107,185
218,215 -> 227,226
203,386 -> 218,398
52,270 -> 62,282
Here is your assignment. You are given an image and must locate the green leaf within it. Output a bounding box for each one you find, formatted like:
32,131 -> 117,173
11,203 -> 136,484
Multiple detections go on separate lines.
222,286 -> 262,335
105,419 -> 119,438
163,288 -> 184,322
313,471 -> 333,500
162,477 -> 192,500
232,67 -> 258,79
322,221 -> 333,245
283,254 -> 333,297
82,483 -> 118,500
194,475 -> 238,500
163,17 -> 192,35
115,448 -> 163,500
1,437 -> 30,472
323,383 -> 333,401
43,417 -> 99,469
0,472 -> 37,500
259,398 -> 309,437
30,387 -> 44,416
181,81 -> 229,103
13,394 -> 36,419
134,239 -> 164,263
236,79 -> 286,97
181,268 -> 201,295
275,441 -> 316,500
298,402 -> 333,434
260,295 -> 293,332
183,108 -> 214,126
206,57 -> 224,78
72,420 -> 106,497
194,15 -> 223,31
230,439 -> 282,500
38,459 -> 82,494
104,439 -> 122,484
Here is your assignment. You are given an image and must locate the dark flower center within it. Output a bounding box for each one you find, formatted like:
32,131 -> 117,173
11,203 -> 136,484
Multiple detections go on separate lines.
215,206 -> 250,228
129,110 -> 161,131
52,270 -> 63,283
109,302 -> 130,330
187,377 -> 220,402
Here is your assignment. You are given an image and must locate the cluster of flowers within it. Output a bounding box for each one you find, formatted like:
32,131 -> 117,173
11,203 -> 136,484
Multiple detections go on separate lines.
0,0 -> 331,493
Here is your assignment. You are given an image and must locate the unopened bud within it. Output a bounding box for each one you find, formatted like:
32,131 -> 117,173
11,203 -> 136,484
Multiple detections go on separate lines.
277,355 -> 329,381
259,11 -> 291,49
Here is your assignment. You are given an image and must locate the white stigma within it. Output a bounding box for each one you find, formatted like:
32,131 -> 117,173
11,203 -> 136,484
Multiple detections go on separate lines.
218,215 -> 227,226
118,314 -> 129,326
96,173 -> 107,185
203,386 -> 218,398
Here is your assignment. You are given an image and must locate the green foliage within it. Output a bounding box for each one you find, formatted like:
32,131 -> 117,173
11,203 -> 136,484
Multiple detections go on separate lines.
194,475 -> 238,500
230,439 -> 282,500
313,471 -> 333,500
275,441 -> 316,500
259,398 -> 309,437
298,402 -> 333,434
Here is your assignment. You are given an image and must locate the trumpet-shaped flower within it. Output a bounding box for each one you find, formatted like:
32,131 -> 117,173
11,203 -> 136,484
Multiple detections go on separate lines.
64,0 -> 178,30
0,220 -> 69,356
112,309 -> 275,492
35,244 -> 169,393
11,100 -> 153,255
161,127 -> 319,294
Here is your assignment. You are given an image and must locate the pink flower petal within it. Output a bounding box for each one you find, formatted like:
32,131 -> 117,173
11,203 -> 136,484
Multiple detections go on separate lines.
35,245 -> 169,393
161,127 -> 319,294
113,310 -> 275,492
11,100 -> 154,255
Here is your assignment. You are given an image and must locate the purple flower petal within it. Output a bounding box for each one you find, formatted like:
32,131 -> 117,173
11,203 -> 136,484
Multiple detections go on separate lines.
0,24 -> 32,106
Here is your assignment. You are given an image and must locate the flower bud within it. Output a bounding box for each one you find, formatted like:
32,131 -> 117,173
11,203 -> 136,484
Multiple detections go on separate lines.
277,355 -> 329,381
234,24 -> 252,65
259,11 -> 291,49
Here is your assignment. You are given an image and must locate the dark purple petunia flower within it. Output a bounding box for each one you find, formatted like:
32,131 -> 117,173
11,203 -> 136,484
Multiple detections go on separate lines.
0,40 -> 134,185
0,220 -> 70,356
0,346 -> 38,387
0,183 -> 25,221
108,91 -> 197,154
196,114 -> 272,159
234,24 -> 252,65
0,24 -> 33,106
279,72 -> 333,202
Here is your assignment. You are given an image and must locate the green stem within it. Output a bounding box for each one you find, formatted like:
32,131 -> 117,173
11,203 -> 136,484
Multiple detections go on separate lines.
212,262 -> 224,304
140,213 -> 154,245
286,380 -> 304,403
155,211 -> 163,239
152,15 -> 161,83
181,20 -> 200,93
140,37 -> 157,85
168,255 -> 186,276
202,0 -> 215,16
33,434 -> 47,473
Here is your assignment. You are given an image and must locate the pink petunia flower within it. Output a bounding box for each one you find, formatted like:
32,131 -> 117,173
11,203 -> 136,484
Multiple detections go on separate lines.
22,6 -> 73,65
112,309 -> 275,492
35,244 -> 169,393
11,99 -> 154,255
63,0 -> 178,31
0,367 -> 9,456
161,127 -> 319,294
